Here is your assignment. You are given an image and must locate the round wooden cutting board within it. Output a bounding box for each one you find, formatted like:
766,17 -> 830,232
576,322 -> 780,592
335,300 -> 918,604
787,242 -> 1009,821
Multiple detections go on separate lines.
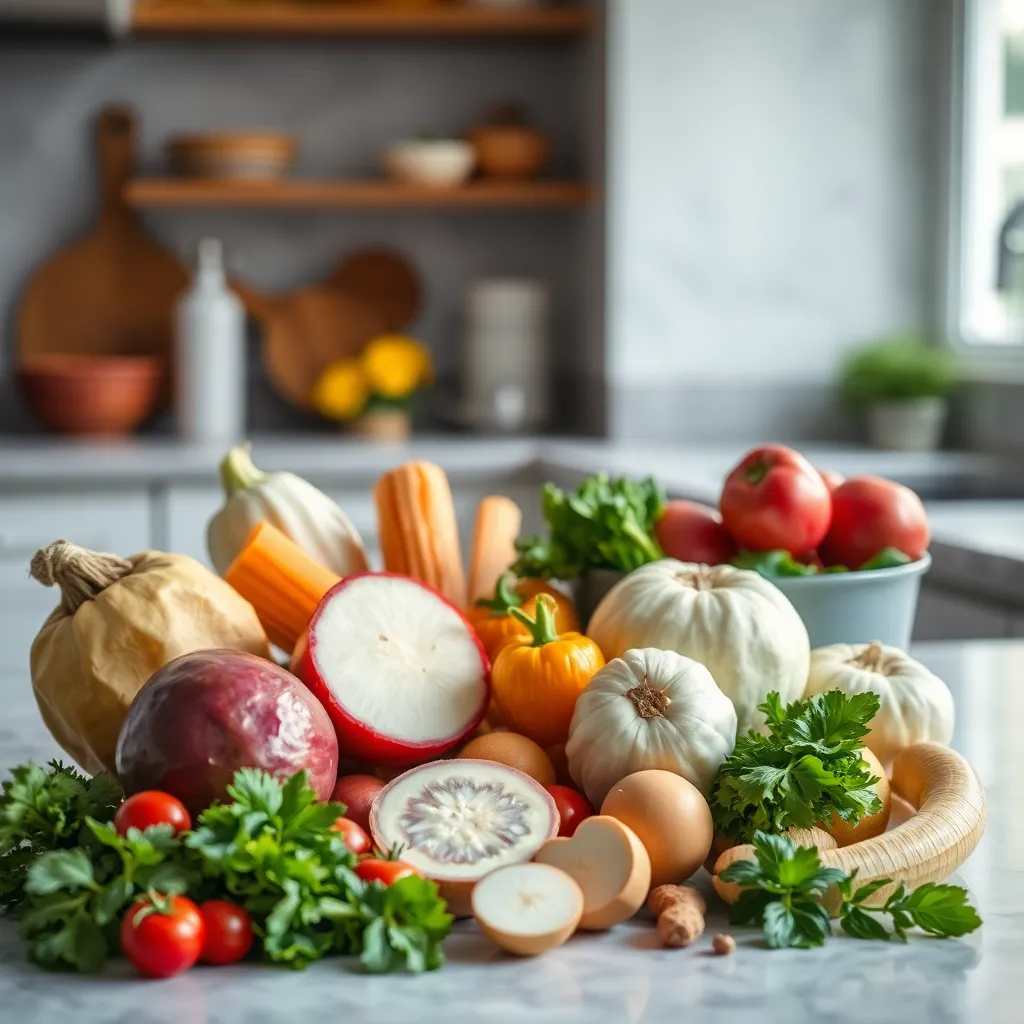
17,106 -> 189,410
331,247 -> 422,332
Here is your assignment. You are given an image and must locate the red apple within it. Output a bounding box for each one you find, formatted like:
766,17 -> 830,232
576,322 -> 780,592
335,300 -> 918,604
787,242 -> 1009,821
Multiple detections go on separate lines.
655,500 -> 736,565
331,774 -> 385,833
116,650 -> 338,815
292,573 -> 490,766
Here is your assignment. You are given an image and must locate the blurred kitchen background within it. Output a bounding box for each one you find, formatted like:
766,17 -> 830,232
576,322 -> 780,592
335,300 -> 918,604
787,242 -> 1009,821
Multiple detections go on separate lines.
2,0 -> 1024,661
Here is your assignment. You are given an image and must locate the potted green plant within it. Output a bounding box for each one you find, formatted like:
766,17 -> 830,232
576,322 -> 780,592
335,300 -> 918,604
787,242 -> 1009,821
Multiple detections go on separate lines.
839,336 -> 957,451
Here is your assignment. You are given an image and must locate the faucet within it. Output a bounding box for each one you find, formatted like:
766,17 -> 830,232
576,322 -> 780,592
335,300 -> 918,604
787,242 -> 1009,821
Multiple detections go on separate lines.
997,199 -> 1024,290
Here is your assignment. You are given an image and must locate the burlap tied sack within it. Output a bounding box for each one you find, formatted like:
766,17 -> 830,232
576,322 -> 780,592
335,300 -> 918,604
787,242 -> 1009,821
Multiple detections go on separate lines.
29,540 -> 271,777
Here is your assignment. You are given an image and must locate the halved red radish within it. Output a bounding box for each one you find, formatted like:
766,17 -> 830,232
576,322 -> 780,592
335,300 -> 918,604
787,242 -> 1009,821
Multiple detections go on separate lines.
292,573 -> 490,766
369,758 -> 560,917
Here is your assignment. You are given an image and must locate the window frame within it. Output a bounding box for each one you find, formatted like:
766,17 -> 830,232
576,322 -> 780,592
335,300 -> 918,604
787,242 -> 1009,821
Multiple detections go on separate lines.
946,0 -> 1024,365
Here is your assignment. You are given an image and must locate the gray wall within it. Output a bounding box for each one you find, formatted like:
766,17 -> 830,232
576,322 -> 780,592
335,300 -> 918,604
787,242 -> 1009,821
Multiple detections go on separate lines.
0,34 -> 595,433
606,0 -> 953,441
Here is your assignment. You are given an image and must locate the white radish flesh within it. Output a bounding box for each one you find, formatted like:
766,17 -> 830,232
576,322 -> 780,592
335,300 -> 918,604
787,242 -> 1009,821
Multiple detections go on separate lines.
472,863 -> 584,956
534,815 -> 651,930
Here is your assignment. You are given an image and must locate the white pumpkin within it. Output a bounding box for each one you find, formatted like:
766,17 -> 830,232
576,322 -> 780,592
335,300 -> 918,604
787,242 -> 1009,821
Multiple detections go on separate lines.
587,560 -> 809,734
566,647 -> 737,807
805,641 -> 955,767
207,444 -> 369,578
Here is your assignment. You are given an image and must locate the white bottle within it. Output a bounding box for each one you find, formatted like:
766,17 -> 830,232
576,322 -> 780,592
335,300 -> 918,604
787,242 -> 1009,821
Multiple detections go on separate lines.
175,238 -> 246,442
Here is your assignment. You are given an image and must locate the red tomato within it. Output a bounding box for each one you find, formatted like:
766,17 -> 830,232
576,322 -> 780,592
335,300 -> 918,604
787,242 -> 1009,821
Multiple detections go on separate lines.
200,900 -> 254,966
355,858 -> 420,885
819,476 -> 930,569
114,791 -> 191,836
120,895 -> 205,979
817,468 -> 845,493
332,816 -> 371,855
720,444 -> 832,554
654,500 -> 736,565
330,775 -> 384,833
545,784 -> 594,838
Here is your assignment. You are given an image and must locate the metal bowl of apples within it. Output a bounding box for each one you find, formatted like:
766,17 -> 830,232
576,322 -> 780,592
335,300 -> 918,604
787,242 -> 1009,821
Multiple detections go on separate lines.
660,446 -> 932,651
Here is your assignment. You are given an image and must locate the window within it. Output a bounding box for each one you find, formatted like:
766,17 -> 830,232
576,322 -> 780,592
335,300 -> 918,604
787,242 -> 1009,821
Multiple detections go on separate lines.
951,0 -> 1024,349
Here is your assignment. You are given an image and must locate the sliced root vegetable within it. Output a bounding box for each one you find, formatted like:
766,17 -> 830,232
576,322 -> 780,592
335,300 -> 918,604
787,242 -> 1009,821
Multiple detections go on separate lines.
369,758 -> 560,917
712,743 -> 986,909
292,573 -> 489,765
472,863 -> 584,956
534,815 -> 651,931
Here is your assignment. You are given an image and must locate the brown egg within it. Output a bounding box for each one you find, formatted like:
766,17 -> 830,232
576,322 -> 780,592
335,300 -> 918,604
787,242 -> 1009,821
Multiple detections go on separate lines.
600,769 -> 714,887
458,732 -> 556,787
824,747 -> 892,846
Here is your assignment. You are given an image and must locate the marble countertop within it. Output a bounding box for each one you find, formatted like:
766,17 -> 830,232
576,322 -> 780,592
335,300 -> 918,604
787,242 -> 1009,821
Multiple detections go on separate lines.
0,639 -> 1021,1024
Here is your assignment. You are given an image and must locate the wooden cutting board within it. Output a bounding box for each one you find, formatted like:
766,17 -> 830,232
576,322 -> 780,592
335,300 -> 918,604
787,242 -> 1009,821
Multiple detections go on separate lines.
238,282 -> 387,410
331,247 -> 422,332
18,107 -> 189,410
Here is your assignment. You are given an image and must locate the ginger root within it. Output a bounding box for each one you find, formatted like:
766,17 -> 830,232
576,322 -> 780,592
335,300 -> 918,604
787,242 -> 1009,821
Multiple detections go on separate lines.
647,885 -> 706,948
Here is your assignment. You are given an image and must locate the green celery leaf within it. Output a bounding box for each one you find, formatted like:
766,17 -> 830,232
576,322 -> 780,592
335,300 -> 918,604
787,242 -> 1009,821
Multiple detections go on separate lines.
900,883 -> 983,937
841,905 -> 891,941
762,901 -> 799,948
787,897 -> 833,948
859,548 -> 912,571
25,850 -> 95,895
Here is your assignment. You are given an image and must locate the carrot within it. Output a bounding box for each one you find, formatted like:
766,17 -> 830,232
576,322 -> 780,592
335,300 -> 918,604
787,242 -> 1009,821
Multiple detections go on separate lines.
223,521 -> 340,652
467,496 -> 522,606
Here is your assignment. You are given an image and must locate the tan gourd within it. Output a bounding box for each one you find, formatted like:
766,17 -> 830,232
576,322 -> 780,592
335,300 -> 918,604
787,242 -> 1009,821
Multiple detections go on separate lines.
712,743 -> 986,909
29,540 -> 270,777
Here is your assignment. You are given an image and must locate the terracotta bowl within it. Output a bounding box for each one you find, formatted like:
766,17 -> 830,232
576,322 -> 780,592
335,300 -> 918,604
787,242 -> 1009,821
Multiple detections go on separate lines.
17,354 -> 163,436
467,125 -> 550,181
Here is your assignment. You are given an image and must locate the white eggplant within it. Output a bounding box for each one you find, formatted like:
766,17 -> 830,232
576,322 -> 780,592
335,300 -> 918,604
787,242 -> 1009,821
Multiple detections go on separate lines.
207,444 -> 369,578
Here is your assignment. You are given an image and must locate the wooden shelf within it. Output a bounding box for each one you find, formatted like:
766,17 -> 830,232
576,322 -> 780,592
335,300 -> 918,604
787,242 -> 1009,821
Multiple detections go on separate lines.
124,178 -> 591,209
131,2 -> 593,38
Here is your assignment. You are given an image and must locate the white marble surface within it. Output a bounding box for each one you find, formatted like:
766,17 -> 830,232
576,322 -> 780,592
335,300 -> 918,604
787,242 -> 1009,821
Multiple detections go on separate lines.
0,640 -> 1021,1023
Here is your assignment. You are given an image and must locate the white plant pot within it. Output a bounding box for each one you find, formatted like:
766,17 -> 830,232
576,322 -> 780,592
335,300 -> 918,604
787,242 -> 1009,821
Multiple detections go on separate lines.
867,398 -> 948,451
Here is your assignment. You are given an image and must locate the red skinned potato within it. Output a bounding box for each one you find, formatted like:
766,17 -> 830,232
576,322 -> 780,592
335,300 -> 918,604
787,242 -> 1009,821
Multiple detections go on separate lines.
655,500 -> 736,565
116,650 -> 338,815
331,774 -> 385,833
720,444 -> 832,554
819,476 -> 929,569
292,573 -> 490,766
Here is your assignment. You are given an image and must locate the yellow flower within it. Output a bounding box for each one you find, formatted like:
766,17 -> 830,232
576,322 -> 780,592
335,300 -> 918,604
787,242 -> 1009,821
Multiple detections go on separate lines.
361,335 -> 433,400
311,359 -> 369,421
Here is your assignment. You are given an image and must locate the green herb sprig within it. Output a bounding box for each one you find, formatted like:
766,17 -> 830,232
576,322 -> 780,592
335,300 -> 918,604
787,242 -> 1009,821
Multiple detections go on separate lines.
721,831 -> 982,948
710,690 -> 883,843
512,474 -> 665,579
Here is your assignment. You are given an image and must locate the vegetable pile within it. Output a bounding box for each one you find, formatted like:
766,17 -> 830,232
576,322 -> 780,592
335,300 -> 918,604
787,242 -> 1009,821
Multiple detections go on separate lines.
3,440 -> 984,983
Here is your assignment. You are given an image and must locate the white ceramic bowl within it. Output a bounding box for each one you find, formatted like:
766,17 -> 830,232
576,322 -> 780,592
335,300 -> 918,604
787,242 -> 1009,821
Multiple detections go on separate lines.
770,554 -> 931,650
383,140 -> 476,188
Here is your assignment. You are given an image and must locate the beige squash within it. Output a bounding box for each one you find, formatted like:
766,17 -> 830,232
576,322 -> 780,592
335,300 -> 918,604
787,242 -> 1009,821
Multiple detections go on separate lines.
29,540 -> 270,777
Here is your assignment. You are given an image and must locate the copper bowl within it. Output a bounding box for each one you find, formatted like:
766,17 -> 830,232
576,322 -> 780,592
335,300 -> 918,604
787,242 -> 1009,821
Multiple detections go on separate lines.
17,354 -> 163,436
467,124 -> 550,181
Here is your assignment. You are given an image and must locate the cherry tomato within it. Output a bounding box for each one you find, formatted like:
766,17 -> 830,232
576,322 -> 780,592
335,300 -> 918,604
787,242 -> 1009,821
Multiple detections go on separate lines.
654,500 -> 736,565
817,468 -> 846,493
355,858 -> 420,885
120,895 -> 205,979
545,784 -> 594,838
115,791 -> 191,836
720,444 -> 832,554
332,816 -> 371,855
199,900 -> 254,966
819,476 -> 930,569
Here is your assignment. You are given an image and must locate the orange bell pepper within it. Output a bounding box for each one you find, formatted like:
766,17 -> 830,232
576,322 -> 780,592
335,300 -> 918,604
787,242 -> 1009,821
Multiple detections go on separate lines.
491,594 -> 605,747
466,574 -> 579,662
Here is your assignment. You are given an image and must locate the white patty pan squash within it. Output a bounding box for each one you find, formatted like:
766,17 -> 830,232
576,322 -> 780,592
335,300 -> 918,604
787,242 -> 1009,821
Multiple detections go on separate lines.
804,641 -> 955,767
566,647 -> 737,807
207,444 -> 370,578
587,560 -> 810,734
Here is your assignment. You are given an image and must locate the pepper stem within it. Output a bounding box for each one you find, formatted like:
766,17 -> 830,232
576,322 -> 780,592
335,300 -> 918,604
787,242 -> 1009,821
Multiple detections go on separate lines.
219,443 -> 266,497
509,593 -> 561,647
474,573 -> 524,617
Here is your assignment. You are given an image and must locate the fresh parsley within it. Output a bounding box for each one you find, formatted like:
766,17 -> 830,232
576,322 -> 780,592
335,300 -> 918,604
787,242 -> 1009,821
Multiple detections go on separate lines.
7,762 -> 452,975
512,474 -> 665,579
710,690 -> 883,843
0,760 -> 120,913
721,831 -> 982,948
